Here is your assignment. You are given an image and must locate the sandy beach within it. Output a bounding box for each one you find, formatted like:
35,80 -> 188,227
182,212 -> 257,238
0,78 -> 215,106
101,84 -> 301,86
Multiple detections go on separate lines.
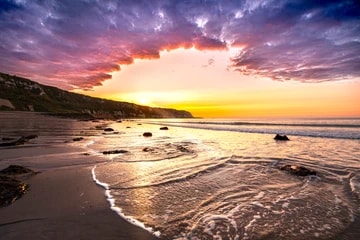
0,165 -> 159,240
0,113 -> 160,239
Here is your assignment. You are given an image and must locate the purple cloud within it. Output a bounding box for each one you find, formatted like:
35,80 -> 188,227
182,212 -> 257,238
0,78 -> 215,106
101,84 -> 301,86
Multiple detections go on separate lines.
227,0 -> 360,82
0,0 -> 359,89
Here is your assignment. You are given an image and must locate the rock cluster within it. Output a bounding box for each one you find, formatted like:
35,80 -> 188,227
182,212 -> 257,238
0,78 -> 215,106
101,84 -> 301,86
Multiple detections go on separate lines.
274,134 -> 290,141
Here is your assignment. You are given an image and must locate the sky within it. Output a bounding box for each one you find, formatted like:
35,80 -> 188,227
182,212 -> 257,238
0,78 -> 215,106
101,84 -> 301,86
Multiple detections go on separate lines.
0,0 -> 359,118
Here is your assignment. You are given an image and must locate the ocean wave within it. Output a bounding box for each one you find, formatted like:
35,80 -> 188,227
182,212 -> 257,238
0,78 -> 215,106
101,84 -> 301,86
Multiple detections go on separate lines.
145,120 -> 360,140
91,165 -> 161,237
176,120 -> 360,128
108,157 -> 230,190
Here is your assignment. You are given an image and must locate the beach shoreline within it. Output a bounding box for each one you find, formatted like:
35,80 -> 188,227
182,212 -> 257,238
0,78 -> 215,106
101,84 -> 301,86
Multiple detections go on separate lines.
1,112 -> 360,239
0,165 -> 159,240
0,112 -> 160,239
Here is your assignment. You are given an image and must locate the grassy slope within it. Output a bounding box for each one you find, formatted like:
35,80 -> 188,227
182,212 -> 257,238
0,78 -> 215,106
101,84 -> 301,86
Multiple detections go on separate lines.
0,72 -> 192,118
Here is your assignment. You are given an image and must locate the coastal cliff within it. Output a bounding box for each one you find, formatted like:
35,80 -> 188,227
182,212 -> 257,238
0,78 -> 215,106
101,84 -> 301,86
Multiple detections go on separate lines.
0,72 -> 192,119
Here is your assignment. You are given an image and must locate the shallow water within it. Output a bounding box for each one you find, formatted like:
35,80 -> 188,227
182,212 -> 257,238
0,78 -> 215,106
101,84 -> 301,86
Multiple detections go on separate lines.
91,119 -> 360,240
1,112 -> 360,239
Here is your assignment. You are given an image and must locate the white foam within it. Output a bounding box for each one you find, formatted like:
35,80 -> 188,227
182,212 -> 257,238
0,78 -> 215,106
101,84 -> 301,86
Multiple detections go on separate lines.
350,175 -> 360,195
84,139 -> 103,156
282,202 -> 290,208
254,191 -> 265,199
334,195 -> 342,204
244,218 -> 257,231
91,165 -> 161,237
202,214 -> 235,226
272,210 -> 284,214
203,220 -> 216,237
251,201 -> 264,208
85,140 -> 95,147
201,214 -> 238,237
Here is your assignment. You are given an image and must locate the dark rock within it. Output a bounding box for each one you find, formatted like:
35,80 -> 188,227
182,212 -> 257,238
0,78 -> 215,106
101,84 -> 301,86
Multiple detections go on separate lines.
0,165 -> 36,175
160,127 -> 169,130
274,134 -> 290,141
73,137 -> 84,141
0,135 -> 38,147
117,120 -> 122,123
137,123 -> 142,125
126,126 -> 131,128
0,175 -> 29,207
14,138 -> 27,145
2,137 -> 16,141
279,165 -> 316,176
102,150 -> 129,155
143,132 -> 152,137
0,165 -> 36,207
0,140 -> 21,147
22,134 -> 38,140
104,128 -> 114,132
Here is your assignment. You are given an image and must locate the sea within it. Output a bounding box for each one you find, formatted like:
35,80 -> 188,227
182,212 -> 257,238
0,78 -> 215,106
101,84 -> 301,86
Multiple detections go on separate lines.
1,112 -> 360,240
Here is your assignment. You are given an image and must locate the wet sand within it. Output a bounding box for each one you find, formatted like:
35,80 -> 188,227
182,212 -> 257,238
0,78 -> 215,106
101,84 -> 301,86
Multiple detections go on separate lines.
0,165 -> 159,240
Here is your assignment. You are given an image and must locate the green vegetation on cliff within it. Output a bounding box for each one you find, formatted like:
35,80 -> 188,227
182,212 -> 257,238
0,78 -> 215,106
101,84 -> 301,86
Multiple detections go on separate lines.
0,72 -> 193,118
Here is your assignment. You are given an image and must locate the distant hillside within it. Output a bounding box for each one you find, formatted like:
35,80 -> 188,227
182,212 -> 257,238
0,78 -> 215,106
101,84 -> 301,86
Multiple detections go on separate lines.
0,72 -> 193,119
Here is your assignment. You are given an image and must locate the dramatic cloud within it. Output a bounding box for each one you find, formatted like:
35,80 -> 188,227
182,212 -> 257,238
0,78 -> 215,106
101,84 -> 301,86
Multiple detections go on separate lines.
0,0 -> 359,89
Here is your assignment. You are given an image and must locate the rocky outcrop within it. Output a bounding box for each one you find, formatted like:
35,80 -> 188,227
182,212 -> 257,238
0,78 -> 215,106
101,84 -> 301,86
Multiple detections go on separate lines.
0,175 -> 29,207
160,127 -> 169,130
0,165 -> 36,175
0,165 -> 36,207
274,134 -> 290,141
143,132 -> 153,137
